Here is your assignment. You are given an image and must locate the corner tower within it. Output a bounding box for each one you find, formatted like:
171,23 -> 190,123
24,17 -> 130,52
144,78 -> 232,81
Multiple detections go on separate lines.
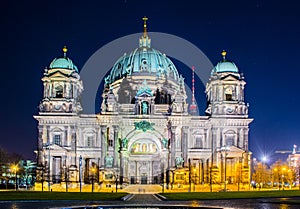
39,46 -> 83,114
35,47 -> 83,188
206,50 -> 248,118
205,51 -> 253,187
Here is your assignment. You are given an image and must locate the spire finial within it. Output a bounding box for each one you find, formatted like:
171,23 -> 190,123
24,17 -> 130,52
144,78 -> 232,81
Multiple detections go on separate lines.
190,66 -> 197,114
221,50 -> 227,61
63,46 -> 68,57
142,16 -> 148,37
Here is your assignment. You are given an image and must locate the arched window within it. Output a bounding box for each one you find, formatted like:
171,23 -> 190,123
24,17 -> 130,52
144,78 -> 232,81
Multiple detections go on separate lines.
53,134 -> 61,146
195,136 -> 203,148
225,87 -> 233,101
87,136 -> 94,147
55,85 -> 63,98
224,130 -> 236,146
141,58 -> 148,72
226,136 -> 234,146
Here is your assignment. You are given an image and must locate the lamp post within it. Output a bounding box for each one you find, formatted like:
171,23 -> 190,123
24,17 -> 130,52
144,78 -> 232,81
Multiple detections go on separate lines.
239,151 -> 247,191
281,167 -> 286,190
44,143 -> 52,191
273,168 -> 279,189
298,166 -> 300,191
188,158 -> 191,192
91,167 -> 95,192
238,157 -> 242,191
79,155 -> 82,192
41,164 -> 45,192
64,165 -> 68,192
115,174 -> 118,193
193,168 -> 196,192
11,164 -> 18,191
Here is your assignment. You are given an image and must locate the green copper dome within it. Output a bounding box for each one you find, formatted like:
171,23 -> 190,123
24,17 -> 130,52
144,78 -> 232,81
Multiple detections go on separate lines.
49,46 -> 78,72
105,34 -> 180,84
211,50 -> 239,75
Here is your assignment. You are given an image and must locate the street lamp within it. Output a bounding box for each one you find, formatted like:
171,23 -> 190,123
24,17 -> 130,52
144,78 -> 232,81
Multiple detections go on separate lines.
91,167 -> 96,192
63,165 -> 68,192
115,174 -> 118,193
273,168 -> 278,189
79,155 -> 82,192
281,167 -> 286,190
193,168 -> 196,192
262,156 -> 267,164
11,164 -> 18,191
238,151 -> 247,191
261,156 -> 268,190
44,143 -> 53,191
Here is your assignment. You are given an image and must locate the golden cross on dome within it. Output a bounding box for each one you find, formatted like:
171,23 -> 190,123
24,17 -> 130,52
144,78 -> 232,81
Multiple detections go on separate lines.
142,16 -> 148,36
221,50 -> 227,61
63,46 -> 68,57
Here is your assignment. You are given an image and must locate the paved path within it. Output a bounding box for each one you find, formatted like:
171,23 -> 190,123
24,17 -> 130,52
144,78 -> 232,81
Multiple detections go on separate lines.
124,184 -> 162,194
126,194 -> 162,203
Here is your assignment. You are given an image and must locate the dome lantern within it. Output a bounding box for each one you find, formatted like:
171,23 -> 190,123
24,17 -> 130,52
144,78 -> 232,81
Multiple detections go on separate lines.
48,46 -> 79,72
211,50 -> 239,74
105,17 -> 180,85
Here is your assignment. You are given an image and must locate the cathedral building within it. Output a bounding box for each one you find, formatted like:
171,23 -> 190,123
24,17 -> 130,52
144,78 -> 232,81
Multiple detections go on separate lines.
34,20 -> 253,191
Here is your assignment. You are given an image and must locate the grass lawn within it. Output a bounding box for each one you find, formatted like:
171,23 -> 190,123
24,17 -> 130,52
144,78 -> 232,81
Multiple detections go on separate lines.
161,190 -> 300,201
0,191 -> 127,201
1,190 -> 300,202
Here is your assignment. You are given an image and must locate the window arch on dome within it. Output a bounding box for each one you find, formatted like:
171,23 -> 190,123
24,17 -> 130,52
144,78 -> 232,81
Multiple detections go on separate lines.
140,58 -> 148,72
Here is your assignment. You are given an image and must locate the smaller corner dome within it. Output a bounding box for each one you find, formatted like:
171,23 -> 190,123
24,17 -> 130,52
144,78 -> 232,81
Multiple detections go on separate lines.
214,61 -> 239,73
48,46 -> 79,72
212,50 -> 239,74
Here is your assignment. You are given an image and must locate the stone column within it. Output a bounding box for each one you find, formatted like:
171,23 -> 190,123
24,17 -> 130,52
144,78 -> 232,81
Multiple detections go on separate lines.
37,125 -> 43,166
239,128 -> 244,148
181,126 -> 188,165
113,125 -> 119,167
170,126 -> 176,167
100,126 -> 107,168
71,126 -> 77,166
244,128 -> 249,150
211,128 -> 217,166
151,161 -> 153,183
119,150 -> 124,184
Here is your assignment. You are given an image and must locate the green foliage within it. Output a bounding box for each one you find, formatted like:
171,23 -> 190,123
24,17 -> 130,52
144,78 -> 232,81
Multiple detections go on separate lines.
0,191 -> 127,201
0,146 -> 22,164
162,190 -> 300,201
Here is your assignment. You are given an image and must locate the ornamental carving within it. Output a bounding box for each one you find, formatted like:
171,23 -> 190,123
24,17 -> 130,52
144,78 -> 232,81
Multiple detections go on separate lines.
134,121 -> 154,132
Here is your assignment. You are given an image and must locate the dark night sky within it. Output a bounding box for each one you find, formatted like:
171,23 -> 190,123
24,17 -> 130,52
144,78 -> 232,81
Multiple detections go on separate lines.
0,0 -> 299,163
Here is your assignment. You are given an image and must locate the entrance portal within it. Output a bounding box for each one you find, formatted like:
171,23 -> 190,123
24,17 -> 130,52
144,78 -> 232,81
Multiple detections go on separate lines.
141,174 -> 147,184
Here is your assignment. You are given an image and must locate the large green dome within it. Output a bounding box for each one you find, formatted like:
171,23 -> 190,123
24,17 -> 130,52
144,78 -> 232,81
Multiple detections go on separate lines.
105,34 -> 180,84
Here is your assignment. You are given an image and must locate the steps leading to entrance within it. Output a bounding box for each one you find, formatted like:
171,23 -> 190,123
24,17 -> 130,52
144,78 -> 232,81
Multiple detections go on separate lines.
124,184 -> 162,194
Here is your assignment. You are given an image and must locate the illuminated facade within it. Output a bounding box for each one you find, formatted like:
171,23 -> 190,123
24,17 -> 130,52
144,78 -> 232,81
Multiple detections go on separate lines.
34,20 -> 253,190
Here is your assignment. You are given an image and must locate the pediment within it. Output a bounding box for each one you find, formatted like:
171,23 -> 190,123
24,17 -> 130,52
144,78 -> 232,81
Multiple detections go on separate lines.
47,144 -> 69,153
137,91 -> 153,97
221,74 -> 239,81
226,146 -> 247,158
48,71 -> 70,78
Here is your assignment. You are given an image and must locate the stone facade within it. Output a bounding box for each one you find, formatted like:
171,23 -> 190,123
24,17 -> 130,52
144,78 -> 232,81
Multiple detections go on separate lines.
34,29 -> 252,190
